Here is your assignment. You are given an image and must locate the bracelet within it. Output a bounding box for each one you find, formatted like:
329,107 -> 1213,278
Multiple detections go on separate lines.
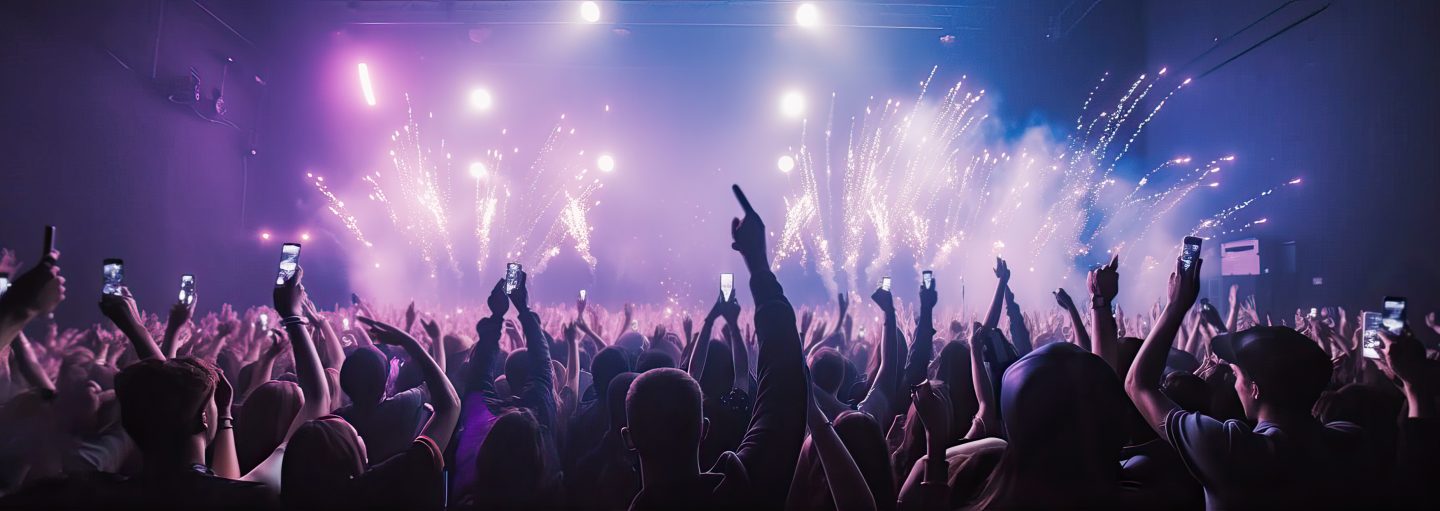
1091,296 -> 1112,310
280,316 -> 309,327
218,417 -> 235,430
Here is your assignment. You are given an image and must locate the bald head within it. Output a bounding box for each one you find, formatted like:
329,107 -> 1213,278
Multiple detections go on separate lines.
625,368 -> 704,456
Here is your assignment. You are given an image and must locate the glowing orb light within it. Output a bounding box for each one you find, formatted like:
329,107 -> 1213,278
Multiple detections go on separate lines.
469,162 -> 488,179
796,3 -> 820,27
597,154 -> 615,172
780,90 -> 805,118
469,88 -> 493,110
580,2 -> 601,23
777,155 -> 795,173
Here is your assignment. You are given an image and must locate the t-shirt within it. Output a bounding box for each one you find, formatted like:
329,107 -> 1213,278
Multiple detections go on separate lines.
335,387 -> 429,462
1163,409 -> 1365,511
0,465 -> 279,511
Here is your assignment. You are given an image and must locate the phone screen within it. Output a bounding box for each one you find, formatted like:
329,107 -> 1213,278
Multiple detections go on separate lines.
1308,307 -> 1318,319
179,274 -> 196,305
342,316 -> 351,330
922,270 -> 934,290
1181,236 -> 1202,271
0,273 -> 10,296
579,289 -> 587,301
1361,311 -> 1382,359
276,243 -> 302,286
881,277 -> 892,292
505,262 -> 522,295
260,313 -> 269,329
102,259 -> 125,296
1381,297 -> 1407,335
720,273 -> 734,301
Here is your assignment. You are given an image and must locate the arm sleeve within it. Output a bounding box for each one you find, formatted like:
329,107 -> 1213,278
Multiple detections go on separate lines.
1162,408 -> 1253,493
1005,303 -> 1032,357
732,267 -> 808,510
519,310 -> 557,433
464,316 -> 503,396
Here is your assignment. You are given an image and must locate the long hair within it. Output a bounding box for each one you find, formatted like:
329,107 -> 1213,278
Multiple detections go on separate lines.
458,409 -> 554,510
281,415 -> 367,510
236,380 -> 303,473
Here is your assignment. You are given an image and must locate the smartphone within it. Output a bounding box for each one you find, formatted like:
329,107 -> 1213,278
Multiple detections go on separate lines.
881,277 -> 892,292
275,243 -> 301,286
1381,296 -> 1407,335
0,272 -> 10,296
43,225 -> 56,259
579,289 -> 588,301
179,274 -> 196,305
1361,311 -> 1382,359
1308,307 -> 1318,319
922,270 -> 934,290
1181,236 -> 1203,271
720,273 -> 734,301
259,313 -> 270,329
102,259 -> 125,296
342,316 -> 351,331
505,262 -> 522,295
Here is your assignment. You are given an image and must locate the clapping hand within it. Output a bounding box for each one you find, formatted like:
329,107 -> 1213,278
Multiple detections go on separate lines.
357,316 -> 418,348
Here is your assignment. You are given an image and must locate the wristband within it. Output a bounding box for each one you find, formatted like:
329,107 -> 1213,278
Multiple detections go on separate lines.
218,417 -> 235,430
280,316 -> 310,327
1091,296 -> 1112,310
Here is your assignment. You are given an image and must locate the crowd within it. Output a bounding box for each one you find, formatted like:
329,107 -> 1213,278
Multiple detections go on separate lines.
0,184 -> 1435,510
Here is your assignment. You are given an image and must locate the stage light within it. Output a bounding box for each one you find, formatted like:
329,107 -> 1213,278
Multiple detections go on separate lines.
301,232 -> 312,241
469,162 -> 488,179
260,232 -> 271,241
357,63 -> 376,106
777,155 -> 795,173
597,154 -> 615,172
580,1 -> 601,23
469,88 -> 493,110
796,3 -> 820,27
780,90 -> 805,118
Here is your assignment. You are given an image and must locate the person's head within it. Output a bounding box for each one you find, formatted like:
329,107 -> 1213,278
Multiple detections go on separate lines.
591,346 -> 631,405
834,411 -> 896,509
340,347 -> 388,407
615,331 -> 648,357
1161,370 -> 1211,416
236,380 -> 304,473
607,372 -> 639,435
635,349 -> 676,372
698,341 -> 734,398
1211,326 -> 1332,420
282,416 -> 367,510
466,409 -> 547,508
975,342 -> 1129,508
936,341 -> 979,434
114,358 -> 219,459
624,368 -> 707,467
505,348 -> 531,395
809,348 -> 845,396
55,352 -> 102,434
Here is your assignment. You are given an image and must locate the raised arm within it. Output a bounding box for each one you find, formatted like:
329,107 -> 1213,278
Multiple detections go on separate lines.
100,287 -> 164,362
161,299 -> 195,359
11,333 -> 56,394
275,266 -> 330,439
963,327 -> 1001,440
1053,288 -> 1092,350
304,298 -> 346,372
1125,256 -> 1201,436
807,384 -> 878,511
728,185 -> 807,509
1087,255 -> 1120,372
512,270 -> 558,432
1003,287 -> 1033,357
464,280 -> 508,397
360,316 -> 462,449
898,380 -> 953,511
984,258 -> 1010,329
0,249 -> 65,352
859,286 -> 901,422
210,373 -> 240,479
903,279 -> 939,391
687,293 -> 727,381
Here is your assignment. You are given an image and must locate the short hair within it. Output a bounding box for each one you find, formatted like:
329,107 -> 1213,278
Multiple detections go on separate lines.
626,368 -> 703,452
636,350 -> 676,372
114,358 -> 217,451
340,347 -> 388,406
1161,371 -> 1211,416
809,348 -> 845,394
505,348 -> 531,393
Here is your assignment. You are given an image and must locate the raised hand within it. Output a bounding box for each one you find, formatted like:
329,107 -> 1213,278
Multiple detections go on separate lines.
405,301 -> 418,332
99,287 -> 144,329
1053,288 -> 1076,310
421,317 -> 442,343
508,269 -> 530,311
273,265 -> 307,318
0,250 -> 65,322
357,316 -> 419,348
800,309 -> 814,338
1088,254 -> 1119,301
870,285 -> 895,314
1166,255 -> 1202,312
919,277 -> 938,310
838,292 -> 849,318
729,185 -> 767,263
486,279 -> 509,318
911,380 -> 953,441
993,257 -> 1011,283
1379,329 -> 1438,394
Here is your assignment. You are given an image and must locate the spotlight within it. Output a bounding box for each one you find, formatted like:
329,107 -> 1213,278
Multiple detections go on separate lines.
260,232 -> 271,241
780,90 -> 805,118
777,155 -> 795,173
357,63 -> 376,106
796,3 -> 820,27
597,154 -> 615,172
469,88 -> 493,110
469,162 -> 488,179
580,1 -> 601,23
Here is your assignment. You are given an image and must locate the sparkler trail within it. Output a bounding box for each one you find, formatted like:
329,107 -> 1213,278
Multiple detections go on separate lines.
773,66 -> 1300,306
312,95 -> 605,290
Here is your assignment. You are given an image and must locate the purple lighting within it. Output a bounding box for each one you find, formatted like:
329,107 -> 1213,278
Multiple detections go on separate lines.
358,62 -> 377,106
